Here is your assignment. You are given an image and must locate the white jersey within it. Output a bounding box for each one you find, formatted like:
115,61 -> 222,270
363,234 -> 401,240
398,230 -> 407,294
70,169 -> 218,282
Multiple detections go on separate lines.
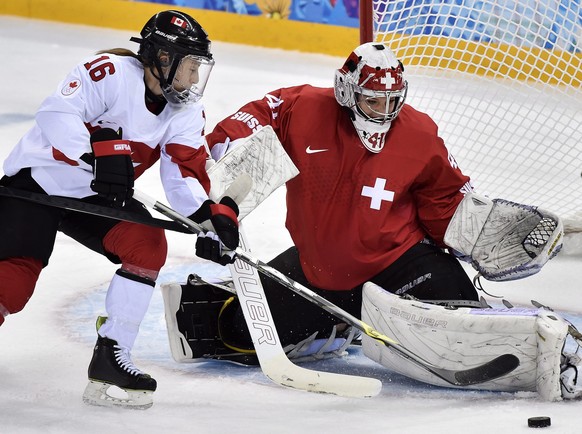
3,53 -> 210,216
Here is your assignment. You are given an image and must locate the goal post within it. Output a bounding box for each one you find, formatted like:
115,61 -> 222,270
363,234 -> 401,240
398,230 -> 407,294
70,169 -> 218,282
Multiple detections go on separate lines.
359,0 -> 374,44
360,1 -> 582,222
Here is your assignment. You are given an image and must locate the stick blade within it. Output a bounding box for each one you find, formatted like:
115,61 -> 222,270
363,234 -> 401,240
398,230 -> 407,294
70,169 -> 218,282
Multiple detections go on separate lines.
263,353 -> 382,398
450,354 -> 520,386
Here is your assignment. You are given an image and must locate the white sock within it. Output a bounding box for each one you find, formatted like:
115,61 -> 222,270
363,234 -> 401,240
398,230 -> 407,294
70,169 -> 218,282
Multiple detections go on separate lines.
98,272 -> 154,350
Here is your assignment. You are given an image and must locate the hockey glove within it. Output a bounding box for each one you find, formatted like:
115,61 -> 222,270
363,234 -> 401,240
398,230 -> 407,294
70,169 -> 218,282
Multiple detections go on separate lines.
191,197 -> 240,265
444,193 -> 563,281
89,128 -> 134,207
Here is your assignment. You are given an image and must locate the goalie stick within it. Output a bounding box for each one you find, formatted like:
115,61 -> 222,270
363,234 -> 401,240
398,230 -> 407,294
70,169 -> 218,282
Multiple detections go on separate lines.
134,189 -> 521,387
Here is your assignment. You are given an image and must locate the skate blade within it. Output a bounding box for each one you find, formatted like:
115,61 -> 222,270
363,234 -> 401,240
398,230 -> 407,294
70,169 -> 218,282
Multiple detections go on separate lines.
82,380 -> 153,410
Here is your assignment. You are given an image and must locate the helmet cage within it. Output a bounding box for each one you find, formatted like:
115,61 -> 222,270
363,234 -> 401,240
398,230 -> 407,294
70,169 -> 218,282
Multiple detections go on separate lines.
353,84 -> 408,124
334,54 -> 407,124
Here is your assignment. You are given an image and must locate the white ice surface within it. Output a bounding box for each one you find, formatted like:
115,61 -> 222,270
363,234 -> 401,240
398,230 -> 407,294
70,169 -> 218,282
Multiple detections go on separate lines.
0,16 -> 581,434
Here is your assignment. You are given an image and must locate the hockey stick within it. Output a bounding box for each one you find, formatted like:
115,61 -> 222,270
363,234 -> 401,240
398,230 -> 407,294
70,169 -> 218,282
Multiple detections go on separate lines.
228,226 -> 382,397
0,185 -> 191,233
188,274 -> 236,294
134,189 -> 520,387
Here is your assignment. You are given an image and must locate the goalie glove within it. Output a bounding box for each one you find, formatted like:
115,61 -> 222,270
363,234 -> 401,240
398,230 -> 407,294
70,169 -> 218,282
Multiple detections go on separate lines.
444,193 -> 563,281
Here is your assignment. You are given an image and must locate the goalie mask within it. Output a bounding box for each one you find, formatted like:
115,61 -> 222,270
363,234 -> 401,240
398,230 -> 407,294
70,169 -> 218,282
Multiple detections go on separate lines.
131,10 -> 215,105
334,43 -> 408,153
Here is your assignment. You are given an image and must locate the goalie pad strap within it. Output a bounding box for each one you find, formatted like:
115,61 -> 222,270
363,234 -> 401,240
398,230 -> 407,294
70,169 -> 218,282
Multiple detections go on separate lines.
282,325 -> 356,363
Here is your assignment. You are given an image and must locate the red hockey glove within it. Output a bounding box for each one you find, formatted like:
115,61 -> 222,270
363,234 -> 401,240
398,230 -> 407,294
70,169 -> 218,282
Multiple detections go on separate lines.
191,197 -> 240,265
89,128 -> 134,207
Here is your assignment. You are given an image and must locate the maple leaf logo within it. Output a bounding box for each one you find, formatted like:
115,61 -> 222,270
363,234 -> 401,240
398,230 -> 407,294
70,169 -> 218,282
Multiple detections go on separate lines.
61,79 -> 81,96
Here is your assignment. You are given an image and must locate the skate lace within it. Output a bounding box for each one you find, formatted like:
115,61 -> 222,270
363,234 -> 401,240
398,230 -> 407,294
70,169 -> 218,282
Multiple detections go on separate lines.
113,345 -> 144,376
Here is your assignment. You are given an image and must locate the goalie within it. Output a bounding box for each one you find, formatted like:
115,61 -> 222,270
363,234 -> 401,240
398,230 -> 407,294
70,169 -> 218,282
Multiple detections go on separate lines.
172,42 -> 580,400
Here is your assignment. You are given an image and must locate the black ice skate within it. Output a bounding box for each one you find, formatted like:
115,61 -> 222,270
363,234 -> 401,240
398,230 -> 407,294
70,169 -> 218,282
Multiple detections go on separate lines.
82,335 -> 157,409
161,274 -> 259,366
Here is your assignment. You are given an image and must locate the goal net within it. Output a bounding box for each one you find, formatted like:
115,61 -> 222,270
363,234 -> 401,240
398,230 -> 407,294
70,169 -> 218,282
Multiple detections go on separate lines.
362,1 -> 582,225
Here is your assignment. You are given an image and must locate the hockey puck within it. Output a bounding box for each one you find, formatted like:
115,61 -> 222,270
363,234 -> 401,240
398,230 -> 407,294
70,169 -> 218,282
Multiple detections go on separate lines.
528,416 -> 551,428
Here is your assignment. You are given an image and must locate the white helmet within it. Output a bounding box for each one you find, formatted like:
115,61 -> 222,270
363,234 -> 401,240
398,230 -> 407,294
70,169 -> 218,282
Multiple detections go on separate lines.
334,43 -> 407,153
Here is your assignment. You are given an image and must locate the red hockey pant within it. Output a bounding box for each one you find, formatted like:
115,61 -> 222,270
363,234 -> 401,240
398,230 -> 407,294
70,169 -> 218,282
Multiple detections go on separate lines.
0,221 -> 167,325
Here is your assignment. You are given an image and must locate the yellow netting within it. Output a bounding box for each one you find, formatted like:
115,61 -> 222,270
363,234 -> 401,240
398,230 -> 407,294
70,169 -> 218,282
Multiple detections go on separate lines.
372,0 -> 582,218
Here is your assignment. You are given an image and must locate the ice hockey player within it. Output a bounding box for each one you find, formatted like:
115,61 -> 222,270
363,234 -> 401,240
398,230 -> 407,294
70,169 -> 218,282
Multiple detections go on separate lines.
175,42 -> 581,401
0,10 -> 239,409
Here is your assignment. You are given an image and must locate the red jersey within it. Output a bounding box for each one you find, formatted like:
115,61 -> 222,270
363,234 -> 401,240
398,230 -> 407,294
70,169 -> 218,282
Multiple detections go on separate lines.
206,85 -> 472,290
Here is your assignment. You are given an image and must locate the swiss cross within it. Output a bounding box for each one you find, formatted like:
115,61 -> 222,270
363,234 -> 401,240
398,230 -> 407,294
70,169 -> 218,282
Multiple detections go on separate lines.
380,75 -> 395,88
361,178 -> 394,210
